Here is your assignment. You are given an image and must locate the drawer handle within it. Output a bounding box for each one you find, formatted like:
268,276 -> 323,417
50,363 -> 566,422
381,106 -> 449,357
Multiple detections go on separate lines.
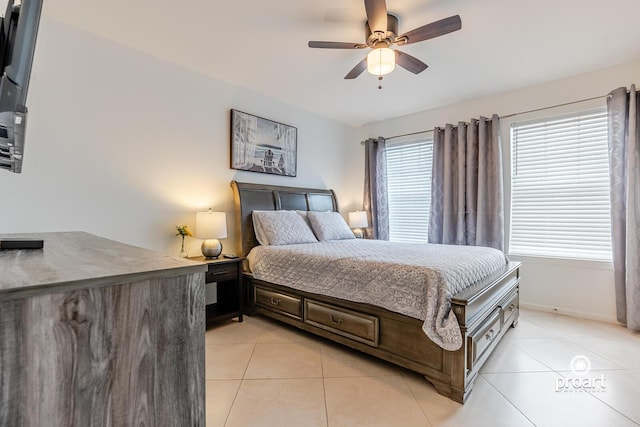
211,270 -> 229,276
329,315 -> 343,325
509,303 -> 516,310
270,297 -> 281,306
485,329 -> 495,341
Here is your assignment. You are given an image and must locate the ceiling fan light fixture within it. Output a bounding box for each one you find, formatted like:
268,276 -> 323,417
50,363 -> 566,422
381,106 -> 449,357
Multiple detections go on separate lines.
367,47 -> 395,76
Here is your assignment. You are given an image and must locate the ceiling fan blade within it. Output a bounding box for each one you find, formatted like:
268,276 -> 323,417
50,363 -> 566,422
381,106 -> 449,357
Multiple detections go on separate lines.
396,15 -> 462,45
344,58 -> 367,79
395,50 -> 428,74
308,41 -> 368,49
364,0 -> 388,34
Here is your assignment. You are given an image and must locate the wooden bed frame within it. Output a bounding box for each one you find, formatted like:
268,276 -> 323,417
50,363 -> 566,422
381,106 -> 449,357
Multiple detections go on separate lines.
231,180 -> 520,403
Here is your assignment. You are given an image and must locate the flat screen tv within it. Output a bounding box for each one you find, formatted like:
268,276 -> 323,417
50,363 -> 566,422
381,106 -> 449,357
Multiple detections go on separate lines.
0,0 -> 42,173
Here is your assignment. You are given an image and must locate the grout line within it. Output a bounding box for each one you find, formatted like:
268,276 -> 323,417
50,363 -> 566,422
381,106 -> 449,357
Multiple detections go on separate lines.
563,335 -> 633,369
588,395 -> 640,426
400,373 -> 435,427
555,368 -> 629,372
320,341 -> 326,379
553,370 -> 640,426
479,374 -> 537,426
321,373 -> 405,379
220,342 -> 257,426
238,341 -> 257,381
569,380 -> 640,426
317,336 -> 329,424
221,379 -> 242,427
321,377 -> 330,427
480,369 -> 556,374
514,336 -> 625,371
505,343 -> 557,372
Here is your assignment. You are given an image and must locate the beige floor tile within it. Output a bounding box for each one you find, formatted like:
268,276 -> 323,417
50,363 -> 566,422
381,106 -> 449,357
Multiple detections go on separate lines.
256,322 -> 326,348
244,342 -> 323,379
480,340 -> 552,373
484,372 -> 638,427
205,343 -> 255,379
203,308 -> 640,427
404,372 -> 534,427
324,376 -> 429,427
321,342 -> 404,378
501,317 -> 560,340
205,380 -> 240,427
558,369 -> 640,424
224,378 -> 327,427
205,317 -> 273,345
523,310 -> 629,338
511,338 -> 623,371
564,335 -> 640,370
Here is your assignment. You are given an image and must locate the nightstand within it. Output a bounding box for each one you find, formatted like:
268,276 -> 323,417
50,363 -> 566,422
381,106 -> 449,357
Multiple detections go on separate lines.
189,256 -> 244,327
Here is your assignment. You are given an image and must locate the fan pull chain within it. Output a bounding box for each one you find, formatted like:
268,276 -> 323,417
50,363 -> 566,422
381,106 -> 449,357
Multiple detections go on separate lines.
378,76 -> 383,90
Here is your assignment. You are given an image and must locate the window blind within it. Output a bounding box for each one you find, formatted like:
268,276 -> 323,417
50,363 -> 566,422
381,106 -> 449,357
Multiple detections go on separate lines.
510,110 -> 612,261
386,138 -> 433,243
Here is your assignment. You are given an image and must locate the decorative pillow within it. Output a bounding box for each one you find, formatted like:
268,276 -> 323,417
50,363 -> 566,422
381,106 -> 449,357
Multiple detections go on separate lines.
252,210 -> 318,245
307,211 -> 355,241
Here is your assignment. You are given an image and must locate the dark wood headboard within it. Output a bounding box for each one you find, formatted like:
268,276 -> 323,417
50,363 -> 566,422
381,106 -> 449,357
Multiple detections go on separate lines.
230,181 -> 339,257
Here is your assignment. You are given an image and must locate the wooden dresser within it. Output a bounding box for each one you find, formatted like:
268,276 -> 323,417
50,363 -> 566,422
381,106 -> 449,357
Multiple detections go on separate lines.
0,232 -> 207,426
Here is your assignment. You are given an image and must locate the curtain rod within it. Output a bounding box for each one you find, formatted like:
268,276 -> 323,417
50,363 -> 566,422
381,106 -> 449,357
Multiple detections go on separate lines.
385,129 -> 434,141
365,92 -> 609,143
500,93 -> 606,119
360,129 -> 434,144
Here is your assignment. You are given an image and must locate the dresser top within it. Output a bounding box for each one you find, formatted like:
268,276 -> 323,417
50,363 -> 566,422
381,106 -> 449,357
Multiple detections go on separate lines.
0,231 -> 206,300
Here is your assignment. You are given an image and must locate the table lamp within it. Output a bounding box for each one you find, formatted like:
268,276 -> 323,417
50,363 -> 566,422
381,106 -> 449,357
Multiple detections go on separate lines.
195,209 -> 227,258
348,211 -> 368,239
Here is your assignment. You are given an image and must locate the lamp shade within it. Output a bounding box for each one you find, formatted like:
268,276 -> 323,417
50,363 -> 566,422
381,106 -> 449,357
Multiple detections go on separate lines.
348,211 -> 369,228
195,210 -> 227,239
367,47 -> 395,76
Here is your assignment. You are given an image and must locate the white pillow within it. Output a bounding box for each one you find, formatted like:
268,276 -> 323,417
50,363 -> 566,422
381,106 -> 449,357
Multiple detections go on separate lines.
295,210 -> 312,227
252,211 -> 271,245
252,210 -> 318,245
307,211 -> 355,241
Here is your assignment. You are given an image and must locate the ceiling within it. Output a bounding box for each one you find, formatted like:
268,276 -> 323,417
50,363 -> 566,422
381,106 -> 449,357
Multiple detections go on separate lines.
48,0 -> 640,126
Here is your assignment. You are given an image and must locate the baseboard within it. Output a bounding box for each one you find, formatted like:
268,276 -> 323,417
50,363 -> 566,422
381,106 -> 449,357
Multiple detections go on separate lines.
519,302 -> 619,325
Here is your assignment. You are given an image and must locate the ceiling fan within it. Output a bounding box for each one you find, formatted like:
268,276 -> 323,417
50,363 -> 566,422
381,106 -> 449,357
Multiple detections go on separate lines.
308,0 -> 462,86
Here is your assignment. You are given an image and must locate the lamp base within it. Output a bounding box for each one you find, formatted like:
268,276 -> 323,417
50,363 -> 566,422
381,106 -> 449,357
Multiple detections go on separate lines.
202,239 -> 222,259
353,228 -> 364,239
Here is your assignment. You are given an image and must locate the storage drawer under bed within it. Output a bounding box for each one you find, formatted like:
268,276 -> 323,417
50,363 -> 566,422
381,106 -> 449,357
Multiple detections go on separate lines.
467,308 -> 502,369
500,290 -> 519,326
254,286 -> 302,319
304,300 -> 379,347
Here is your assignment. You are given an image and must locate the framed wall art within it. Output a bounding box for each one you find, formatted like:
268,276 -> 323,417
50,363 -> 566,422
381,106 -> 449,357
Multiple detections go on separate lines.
230,109 -> 297,177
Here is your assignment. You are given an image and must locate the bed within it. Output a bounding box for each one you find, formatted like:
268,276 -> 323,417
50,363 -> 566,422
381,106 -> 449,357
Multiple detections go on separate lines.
231,180 -> 520,404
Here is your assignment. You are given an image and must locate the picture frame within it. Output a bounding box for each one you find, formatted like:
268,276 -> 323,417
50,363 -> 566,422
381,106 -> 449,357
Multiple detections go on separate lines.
230,109 -> 297,177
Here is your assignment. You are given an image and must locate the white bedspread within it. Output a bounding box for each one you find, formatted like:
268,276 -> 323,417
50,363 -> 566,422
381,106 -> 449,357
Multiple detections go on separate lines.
247,239 -> 508,351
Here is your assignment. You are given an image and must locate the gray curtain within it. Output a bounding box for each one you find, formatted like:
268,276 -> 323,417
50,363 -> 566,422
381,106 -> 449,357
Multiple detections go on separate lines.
363,137 -> 389,240
428,114 -> 504,250
607,85 -> 640,330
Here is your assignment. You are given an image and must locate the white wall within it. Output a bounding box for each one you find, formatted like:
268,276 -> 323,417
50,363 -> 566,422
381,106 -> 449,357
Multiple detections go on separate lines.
0,16 -> 361,257
358,59 -> 640,323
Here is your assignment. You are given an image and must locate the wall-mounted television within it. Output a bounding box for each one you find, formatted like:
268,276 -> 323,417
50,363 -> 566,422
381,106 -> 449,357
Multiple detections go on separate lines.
0,0 -> 42,173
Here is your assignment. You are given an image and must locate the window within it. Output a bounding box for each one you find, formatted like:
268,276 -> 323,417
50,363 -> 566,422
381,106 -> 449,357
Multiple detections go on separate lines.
386,137 -> 433,243
509,110 -> 612,261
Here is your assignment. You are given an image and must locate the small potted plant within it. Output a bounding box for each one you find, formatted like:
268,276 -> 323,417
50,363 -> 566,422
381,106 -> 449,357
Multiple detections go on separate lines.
175,225 -> 193,258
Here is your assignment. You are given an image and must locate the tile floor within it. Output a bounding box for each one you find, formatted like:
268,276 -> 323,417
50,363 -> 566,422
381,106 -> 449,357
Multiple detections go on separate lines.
205,309 -> 640,426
